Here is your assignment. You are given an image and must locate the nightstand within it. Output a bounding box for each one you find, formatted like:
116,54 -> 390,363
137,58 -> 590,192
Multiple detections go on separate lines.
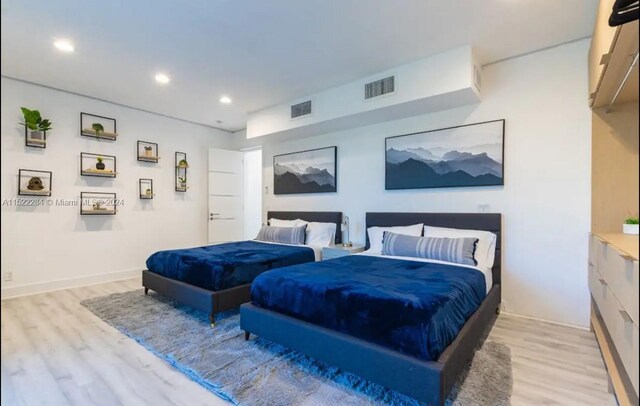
322,244 -> 365,260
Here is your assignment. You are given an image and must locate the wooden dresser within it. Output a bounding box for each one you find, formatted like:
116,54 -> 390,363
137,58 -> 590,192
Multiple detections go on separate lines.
589,233 -> 639,405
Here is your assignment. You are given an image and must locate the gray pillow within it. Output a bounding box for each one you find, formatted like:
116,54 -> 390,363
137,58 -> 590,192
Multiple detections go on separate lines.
255,225 -> 307,245
381,232 -> 478,266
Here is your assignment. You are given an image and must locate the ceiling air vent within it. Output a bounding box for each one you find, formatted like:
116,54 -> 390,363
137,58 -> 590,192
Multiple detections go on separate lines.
291,100 -> 312,118
365,76 -> 395,99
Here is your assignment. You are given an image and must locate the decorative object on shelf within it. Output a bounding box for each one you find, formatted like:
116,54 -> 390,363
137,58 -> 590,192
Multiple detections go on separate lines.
623,216 -> 639,235
341,216 -> 352,247
80,152 -> 117,178
18,169 -> 52,196
175,152 -> 188,192
137,141 -> 159,163
273,146 -> 337,195
139,178 -> 154,199
96,156 -> 106,170
20,107 -> 52,148
80,192 -> 117,215
92,123 -> 104,136
80,112 -> 118,140
385,119 -> 505,190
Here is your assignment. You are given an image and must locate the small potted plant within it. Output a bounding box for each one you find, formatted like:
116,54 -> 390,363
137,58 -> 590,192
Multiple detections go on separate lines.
178,159 -> 189,168
178,176 -> 187,188
19,107 -> 52,140
96,156 -> 106,170
623,216 -> 639,235
145,188 -> 152,196
92,123 -> 104,137
144,145 -> 153,157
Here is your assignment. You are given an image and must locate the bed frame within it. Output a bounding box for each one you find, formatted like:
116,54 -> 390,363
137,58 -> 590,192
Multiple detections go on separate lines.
240,212 -> 501,405
142,211 -> 343,326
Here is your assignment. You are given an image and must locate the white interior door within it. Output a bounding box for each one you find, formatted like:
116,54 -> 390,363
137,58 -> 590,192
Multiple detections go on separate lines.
208,148 -> 244,243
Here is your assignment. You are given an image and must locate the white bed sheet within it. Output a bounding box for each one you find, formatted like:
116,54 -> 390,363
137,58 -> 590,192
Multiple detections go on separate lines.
252,240 -> 323,261
358,250 -> 492,294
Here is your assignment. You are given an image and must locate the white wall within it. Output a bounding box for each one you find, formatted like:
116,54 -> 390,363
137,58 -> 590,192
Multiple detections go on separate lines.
246,46 -> 479,140
243,148 -> 263,239
1,77 -> 235,298
252,39 -> 592,327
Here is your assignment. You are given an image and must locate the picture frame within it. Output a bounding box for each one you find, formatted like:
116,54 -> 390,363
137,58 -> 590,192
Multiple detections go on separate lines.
273,146 -> 337,195
385,119 -> 505,190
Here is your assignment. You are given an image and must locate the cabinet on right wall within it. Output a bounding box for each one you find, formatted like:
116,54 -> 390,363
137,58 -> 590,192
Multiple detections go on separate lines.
589,234 -> 638,403
588,2 -> 639,405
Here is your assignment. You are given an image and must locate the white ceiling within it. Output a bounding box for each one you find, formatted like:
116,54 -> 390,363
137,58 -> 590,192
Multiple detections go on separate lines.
1,0 -> 597,132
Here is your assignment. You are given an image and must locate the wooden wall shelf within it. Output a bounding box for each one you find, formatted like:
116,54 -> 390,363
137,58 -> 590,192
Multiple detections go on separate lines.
80,112 -> 118,141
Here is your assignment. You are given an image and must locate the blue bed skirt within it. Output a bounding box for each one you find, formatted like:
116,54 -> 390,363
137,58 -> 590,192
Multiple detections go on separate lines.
146,241 -> 315,291
250,255 -> 486,361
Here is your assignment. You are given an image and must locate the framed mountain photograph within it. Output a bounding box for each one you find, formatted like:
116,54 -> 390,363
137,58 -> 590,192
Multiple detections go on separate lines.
274,146 -> 337,194
385,119 -> 505,190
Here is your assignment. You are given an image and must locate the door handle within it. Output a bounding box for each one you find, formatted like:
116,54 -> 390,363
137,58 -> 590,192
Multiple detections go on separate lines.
619,310 -> 633,324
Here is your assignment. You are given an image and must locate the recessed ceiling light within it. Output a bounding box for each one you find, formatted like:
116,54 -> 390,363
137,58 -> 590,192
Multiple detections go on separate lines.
54,40 -> 74,52
154,73 -> 170,84
219,96 -> 232,104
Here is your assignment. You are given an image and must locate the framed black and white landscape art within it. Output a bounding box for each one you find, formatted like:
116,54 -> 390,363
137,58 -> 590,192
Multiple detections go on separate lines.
385,119 -> 504,190
273,146 -> 337,195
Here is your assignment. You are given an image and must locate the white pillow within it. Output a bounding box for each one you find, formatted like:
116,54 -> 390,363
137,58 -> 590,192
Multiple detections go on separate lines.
424,225 -> 497,270
268,218 -> 302,227
367,223 -> 423,254
304,222 -> 336,247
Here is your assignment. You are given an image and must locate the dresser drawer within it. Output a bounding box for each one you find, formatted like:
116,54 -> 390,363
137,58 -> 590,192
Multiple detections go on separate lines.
604,291 -> 640,395
599,241 -> 639,326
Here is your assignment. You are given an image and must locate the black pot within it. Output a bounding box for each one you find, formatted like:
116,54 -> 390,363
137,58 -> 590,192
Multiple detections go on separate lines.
96,162 -> 106,170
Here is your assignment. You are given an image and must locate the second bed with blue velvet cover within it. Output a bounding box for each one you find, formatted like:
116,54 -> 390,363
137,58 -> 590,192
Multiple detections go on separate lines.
250,255 -> 486,361
146,240 -> 315,291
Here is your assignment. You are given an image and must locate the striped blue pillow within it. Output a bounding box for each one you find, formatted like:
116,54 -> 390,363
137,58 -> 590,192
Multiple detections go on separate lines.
255,225 -> 307,245
382,232 -> 478,266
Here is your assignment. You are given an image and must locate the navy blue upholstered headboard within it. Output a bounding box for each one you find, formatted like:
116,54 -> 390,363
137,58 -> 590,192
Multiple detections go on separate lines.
267,211 -> 343,245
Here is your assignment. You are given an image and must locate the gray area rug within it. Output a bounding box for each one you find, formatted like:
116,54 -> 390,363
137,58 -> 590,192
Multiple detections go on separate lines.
82,290 -> 512,406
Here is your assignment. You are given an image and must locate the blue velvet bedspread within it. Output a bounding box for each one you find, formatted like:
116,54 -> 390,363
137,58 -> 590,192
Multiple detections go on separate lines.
251,255 -> 486,361
146,241 -> 315,291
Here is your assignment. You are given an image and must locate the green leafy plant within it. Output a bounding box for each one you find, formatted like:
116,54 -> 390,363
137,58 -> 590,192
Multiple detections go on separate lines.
92,123 -> 104,135
178,176 -> 187,183
178,159 -> 189,168
19,107 -> 52,132
97,156 -> 104,163
624,216 -> 639,225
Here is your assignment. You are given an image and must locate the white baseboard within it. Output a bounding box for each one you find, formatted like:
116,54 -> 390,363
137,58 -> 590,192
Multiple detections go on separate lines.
1,269 -> 141,300
501,310 -> 590,331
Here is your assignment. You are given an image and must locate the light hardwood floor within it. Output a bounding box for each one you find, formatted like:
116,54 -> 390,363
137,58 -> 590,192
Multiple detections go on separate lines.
1,278 -> 617,406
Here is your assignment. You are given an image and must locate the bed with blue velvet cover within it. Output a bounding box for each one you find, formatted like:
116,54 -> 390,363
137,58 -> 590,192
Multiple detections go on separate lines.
146,240 -> 315,291
241,212 -> 501,405
250,255 -> 486,361
143,211 -> 343,326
